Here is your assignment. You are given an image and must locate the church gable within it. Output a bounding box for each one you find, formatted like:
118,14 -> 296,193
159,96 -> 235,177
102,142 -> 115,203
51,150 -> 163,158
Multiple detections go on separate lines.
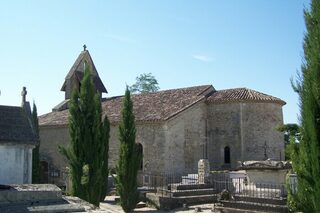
60,46 -> 107,100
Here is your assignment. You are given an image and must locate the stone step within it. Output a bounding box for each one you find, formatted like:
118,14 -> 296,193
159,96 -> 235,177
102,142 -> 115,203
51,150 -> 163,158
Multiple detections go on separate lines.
221,200 -> 289,213
214,206 -> 271,213
171,188 -> 216,197
0,202 -> 86,213
170,183 -> 213,191
171,194 -> 217,205
27,204 -> 86,212
234,195 -> 287,206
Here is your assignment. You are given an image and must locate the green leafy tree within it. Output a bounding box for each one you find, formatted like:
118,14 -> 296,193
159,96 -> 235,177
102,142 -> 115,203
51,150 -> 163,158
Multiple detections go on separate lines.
32,102 -> 40,183
276,123 -> 300,160
60,63 -> 110,206
129,73 -> 160,93
115,87 -> 142,212
289,1 -> 320,211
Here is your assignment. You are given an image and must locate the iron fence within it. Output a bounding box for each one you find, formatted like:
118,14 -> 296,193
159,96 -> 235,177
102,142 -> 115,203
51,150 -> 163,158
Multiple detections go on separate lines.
140,172 -> 293,199
213,179 -> 287,198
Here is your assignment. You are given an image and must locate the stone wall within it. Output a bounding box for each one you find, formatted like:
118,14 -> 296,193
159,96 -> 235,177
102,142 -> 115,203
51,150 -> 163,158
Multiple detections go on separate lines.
39,126 -> 70,186
164,102 -> 206,174
109,101 -> 206,175
207,102 -> 284,170
40,122 -> 168,185
207,102 -> 242,170
108,123 -> 166,174
0,144 -> 33,184
246,169 -> 288,185
38,100 -> 284,186
241,103 -> 284,161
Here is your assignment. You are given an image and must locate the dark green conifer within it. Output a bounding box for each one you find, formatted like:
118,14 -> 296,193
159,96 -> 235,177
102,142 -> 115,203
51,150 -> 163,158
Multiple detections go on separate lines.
100,116 -> 110,201
115,87 -> 142,212
32,102 -> 40,183
60,63 -> 110,206
289,0 -> 320,211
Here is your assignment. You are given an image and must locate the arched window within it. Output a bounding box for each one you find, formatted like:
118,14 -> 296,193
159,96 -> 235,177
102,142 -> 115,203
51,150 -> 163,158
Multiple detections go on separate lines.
137,143 -> 143,170
224,146 -> 231,164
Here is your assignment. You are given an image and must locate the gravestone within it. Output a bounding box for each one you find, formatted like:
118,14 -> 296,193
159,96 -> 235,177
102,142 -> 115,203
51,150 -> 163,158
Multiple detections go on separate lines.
198,159 -> 210,184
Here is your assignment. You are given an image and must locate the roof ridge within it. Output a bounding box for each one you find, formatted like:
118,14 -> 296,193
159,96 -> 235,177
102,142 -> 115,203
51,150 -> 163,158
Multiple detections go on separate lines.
129,84 -> 213,96
207,87 -> 286,105
0,105 -> 23,109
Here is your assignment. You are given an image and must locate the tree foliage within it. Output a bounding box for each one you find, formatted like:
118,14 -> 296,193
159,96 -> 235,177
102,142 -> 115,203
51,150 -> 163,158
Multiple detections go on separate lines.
277,123 -> 300,160
129,73 -> 159,93
289,1 -> 320,211
100,116 -> 110,201
32,102 -> 40,183
115,87 -> 142,212
60,63 -> 110,206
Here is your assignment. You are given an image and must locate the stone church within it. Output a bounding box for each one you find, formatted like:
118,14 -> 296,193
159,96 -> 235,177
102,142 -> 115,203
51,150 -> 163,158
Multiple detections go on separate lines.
38,48 -> 285,187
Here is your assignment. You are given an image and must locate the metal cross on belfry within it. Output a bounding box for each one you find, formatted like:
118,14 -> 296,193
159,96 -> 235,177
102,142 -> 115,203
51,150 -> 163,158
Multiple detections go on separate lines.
83,44 -> 87,51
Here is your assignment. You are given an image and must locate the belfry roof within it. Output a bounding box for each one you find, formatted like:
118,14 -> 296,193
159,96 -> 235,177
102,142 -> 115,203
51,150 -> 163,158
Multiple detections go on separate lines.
60,50 -> 107,93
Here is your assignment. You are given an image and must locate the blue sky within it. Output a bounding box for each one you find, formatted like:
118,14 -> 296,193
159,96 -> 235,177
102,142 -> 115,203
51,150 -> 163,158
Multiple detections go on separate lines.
0,1 -> 309,123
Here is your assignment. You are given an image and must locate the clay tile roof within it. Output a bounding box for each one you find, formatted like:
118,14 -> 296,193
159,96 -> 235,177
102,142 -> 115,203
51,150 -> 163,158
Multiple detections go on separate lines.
0,105 -> 38,145
61,50 -> 107,93
38,110 -> 69,127
103,85 -> 214,123
39,85 -> 214,126
207,88 -> 286,105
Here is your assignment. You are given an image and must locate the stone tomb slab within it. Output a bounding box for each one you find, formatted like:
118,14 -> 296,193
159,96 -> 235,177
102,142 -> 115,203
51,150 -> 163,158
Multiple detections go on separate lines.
0,184 -> 62,204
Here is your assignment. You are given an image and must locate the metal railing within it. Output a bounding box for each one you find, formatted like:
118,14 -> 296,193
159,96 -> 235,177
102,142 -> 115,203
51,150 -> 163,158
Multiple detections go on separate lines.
139,172 -> 293,199
213,178 -> 287,198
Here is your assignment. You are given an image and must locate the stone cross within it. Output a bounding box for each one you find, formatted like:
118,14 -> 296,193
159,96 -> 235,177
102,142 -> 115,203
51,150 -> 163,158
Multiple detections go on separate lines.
21,87 -> 27,104
198,159 -> 210,184
263,141 -> 269,160
83,44 -> 87,51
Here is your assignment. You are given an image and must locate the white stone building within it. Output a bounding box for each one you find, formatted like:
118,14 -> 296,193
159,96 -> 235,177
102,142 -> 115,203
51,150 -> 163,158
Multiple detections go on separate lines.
0,88 -> 38,184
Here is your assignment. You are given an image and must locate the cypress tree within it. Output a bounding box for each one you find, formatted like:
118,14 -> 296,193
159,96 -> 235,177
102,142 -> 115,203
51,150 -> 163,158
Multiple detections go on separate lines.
32,102 -> 40,183
115,87 -> 142,212
100,116 -> 110,201
60,63 -> 110,206
290,0 -> 320,211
